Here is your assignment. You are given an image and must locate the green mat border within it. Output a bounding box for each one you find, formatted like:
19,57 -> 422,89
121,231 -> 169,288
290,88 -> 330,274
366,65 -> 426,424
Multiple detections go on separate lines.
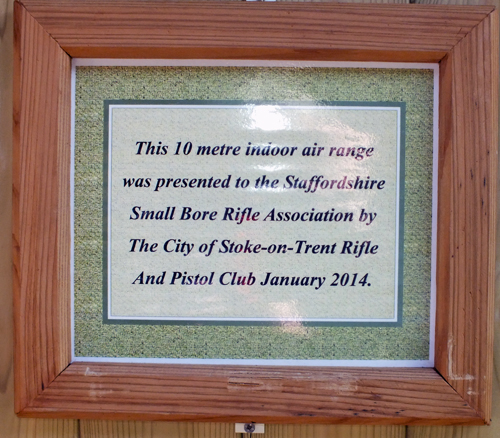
73,65 -> 434,361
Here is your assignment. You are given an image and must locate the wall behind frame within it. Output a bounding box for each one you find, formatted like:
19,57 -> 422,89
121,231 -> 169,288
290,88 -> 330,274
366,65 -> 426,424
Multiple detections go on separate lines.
1,0 -> 499,437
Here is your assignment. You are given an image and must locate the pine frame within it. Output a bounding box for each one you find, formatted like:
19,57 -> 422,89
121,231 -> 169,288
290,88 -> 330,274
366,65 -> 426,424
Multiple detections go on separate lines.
13,0 -> 498,424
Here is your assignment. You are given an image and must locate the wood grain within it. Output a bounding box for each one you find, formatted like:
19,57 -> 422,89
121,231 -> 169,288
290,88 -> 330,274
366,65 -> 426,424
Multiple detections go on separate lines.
2,0 -> 79,436
13,0 -> 72,413
409,2 -> 500,433
262,424 -> 406,438
77,421 -> 370,438
16,0 -> 494,61
433,7 -> 498,424
149,422 -> 406,438
281,0 -> 408,2
19,364 -> 482,424
80,421 -> 153,438
151,423 -> 237,438
408,378 -> 500,437
416,0 -> 494,4
12,0 -> 498,427
408,256 -> 500,438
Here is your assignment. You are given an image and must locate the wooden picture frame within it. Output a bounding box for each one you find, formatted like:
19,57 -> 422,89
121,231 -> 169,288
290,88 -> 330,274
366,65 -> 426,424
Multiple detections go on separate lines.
13,0 -> 498,425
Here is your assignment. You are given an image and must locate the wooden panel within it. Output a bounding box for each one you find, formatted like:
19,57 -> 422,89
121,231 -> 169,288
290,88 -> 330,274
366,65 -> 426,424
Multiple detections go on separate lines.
15,420 -> 79,438
1,373 -> 78,438
80,421 -> 153,438
410,1 -> 500,434
408,272 -> 500,438
13,0 -> 72,413
280,0 -> 408,2
417,0 -> 494,4
19,363 -> 480,424
152,423 -> 236,438
408,380 -> 500,437
81,418 -> 407,436
17,0 -> 494,60
2,0 -> 78,436
262,424 -> 406,437
150,422 -> 406,438
433,8 -> 498,423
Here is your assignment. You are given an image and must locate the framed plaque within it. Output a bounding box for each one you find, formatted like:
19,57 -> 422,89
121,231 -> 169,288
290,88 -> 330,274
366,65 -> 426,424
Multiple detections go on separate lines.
14,0 -> 497,425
